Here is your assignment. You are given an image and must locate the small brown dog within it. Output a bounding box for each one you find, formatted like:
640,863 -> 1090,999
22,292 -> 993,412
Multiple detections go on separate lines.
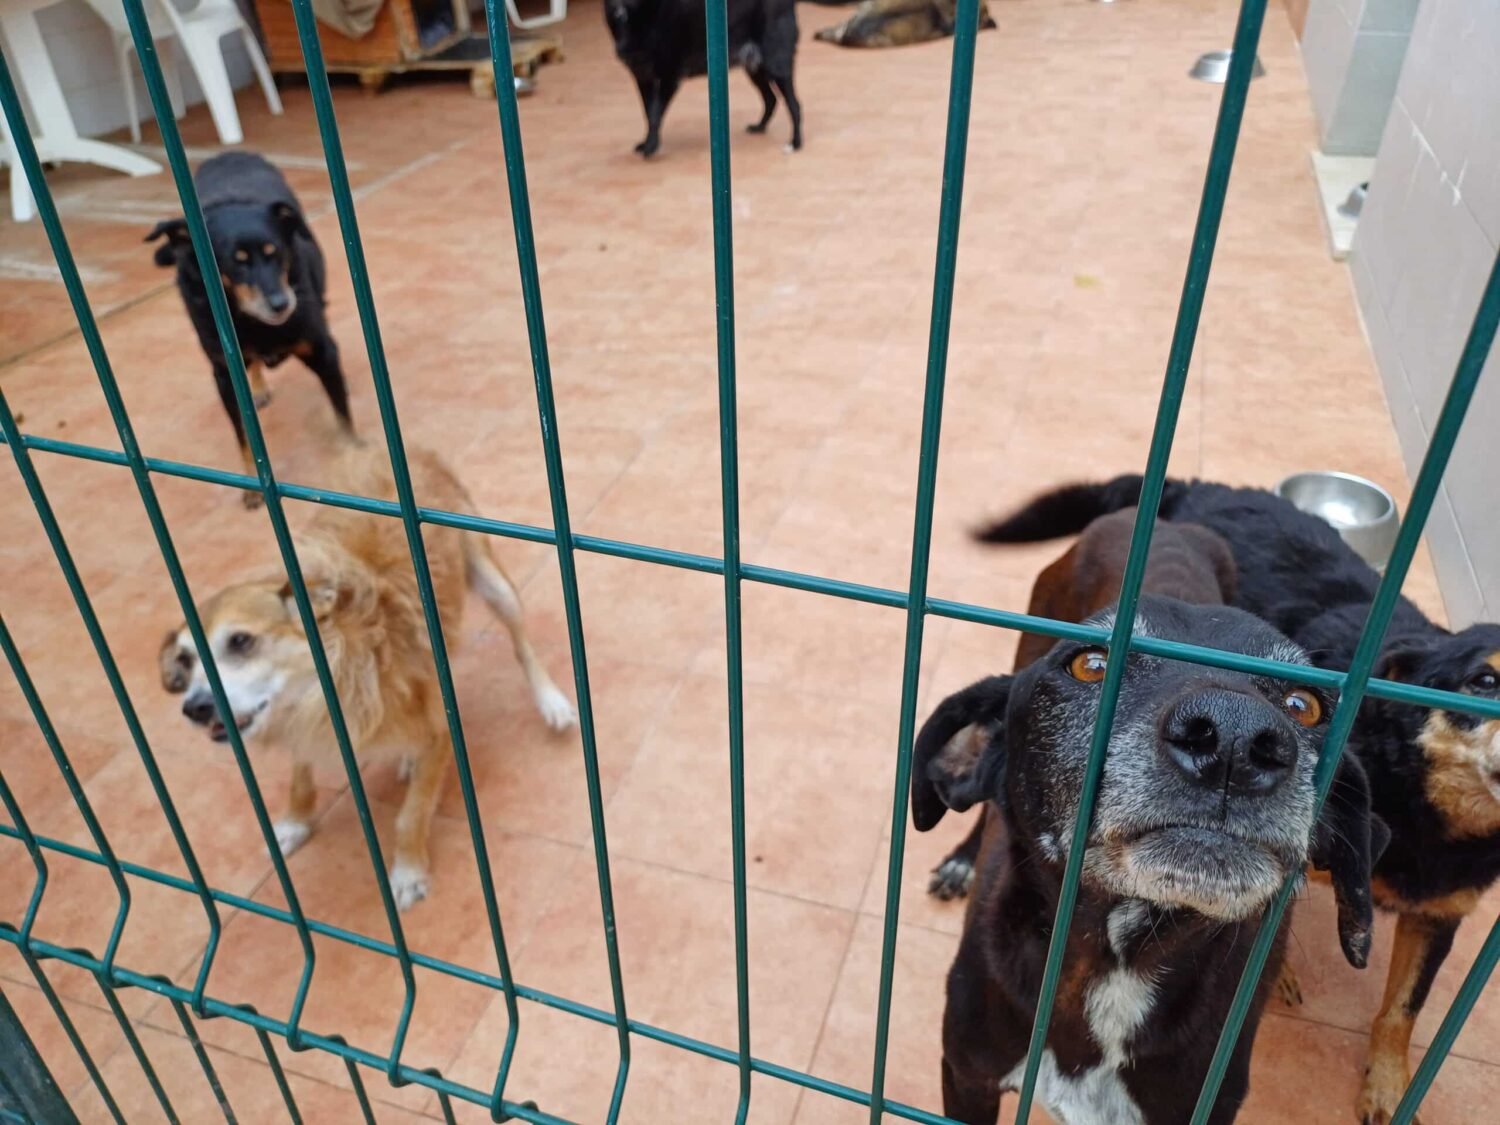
159,441 -> 576,909
928,507 -> 1238,899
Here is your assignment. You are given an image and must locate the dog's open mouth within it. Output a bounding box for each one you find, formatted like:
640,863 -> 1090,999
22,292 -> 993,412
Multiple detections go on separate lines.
1101,825 -> 1294,920
208,703 -> 265,743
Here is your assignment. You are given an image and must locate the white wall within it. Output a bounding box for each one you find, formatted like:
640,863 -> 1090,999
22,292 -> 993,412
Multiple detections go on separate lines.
1302,0 -> 1420,155
4,1 -> 252,141
1351,0 -> 1500,625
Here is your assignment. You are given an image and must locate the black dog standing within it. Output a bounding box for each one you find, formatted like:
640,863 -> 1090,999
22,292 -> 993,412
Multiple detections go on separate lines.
606,0 -> 803,157
148,152 -> 352,507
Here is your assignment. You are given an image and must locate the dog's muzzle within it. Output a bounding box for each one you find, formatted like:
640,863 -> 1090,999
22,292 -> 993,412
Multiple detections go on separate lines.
181,693 -> 262,742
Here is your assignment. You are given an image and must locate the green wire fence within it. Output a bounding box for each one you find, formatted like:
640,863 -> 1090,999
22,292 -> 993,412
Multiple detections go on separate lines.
1,0 -> 1498,1121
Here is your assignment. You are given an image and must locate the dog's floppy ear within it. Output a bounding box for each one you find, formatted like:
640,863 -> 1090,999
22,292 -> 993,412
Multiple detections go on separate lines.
279,577 -> 341,625
145,218 -> 189,266
159,629 -> 194,694
269,201 -> 310,243
1309,748 -> 1390,969
1375,640 -> 1437,685
911,675 -> 1012,831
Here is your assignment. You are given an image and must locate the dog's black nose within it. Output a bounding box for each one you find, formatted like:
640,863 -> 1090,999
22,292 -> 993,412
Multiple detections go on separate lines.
182,695 -> 215,725
1160,690 -> 1296,796
266,290 -> 290,313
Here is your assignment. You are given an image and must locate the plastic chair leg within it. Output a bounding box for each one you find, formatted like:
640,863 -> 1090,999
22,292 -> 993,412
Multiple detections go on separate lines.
117,39 -> 142,144
183,34 -> 243,145
241,28 -> 283,116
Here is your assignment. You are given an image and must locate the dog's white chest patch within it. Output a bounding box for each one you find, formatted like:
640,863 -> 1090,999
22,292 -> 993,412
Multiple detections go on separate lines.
1001,904 -> 1157,1125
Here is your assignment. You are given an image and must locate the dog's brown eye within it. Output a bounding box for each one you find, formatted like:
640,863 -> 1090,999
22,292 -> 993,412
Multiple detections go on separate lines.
1284,689 -> 1322,727
262,243 -> 276,257
226,632 -> 255,656
1068,648 -> 1108,684
234,249 -> 249,263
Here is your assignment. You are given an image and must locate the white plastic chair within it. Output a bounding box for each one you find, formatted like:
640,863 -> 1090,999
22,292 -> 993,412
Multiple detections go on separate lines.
84,0 -> 281,147
505,0 -> 566,31
2,117 -> 34,223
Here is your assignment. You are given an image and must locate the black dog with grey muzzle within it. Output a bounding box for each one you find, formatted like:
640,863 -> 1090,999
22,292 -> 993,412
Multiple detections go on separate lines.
917,596 -> 1386,1125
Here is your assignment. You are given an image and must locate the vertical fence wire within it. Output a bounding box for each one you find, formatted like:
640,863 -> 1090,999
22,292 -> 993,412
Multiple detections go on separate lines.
702,2 -> 753,1121
94,981 -> 179,1124
481,5 -> 633,1117
1187,247 -> 1500,1122
117,0 -> 423,1072
1393,913 -> 1500,1124
170,996 -> 238,1125
0,42 -> 320,1039
254,1024 -> 305,1125
0,767 -> 123,1123
1011,1 -> 1268,1116
867,4 -> 981,1119
282,0 -> 529,1108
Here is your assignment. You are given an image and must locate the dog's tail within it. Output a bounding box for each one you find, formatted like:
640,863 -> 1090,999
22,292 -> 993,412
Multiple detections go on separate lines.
462,536 -> 577,732
972,474 -> 1191,543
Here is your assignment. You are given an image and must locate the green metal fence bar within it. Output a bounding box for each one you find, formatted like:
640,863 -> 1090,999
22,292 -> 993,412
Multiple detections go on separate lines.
0,768 -> 124,1123
253,1023 -> 305,1125
94,978 -> 179,1123
1013,2 -> 1268,1116
481,5 -> 633,1117
283,1 -> 528,1110
1188,247 -> 1500,1123
869,5 -> 980,1120
118,0 -> 426,1075
1393,913 -> 1500,1124
0,983 -> 79,1125
341,1049 -> 380,1125
0,44 -> 321,1041
702,1 -> 754,1120
0,927 -> 572,1125
170,995 -> 238,1123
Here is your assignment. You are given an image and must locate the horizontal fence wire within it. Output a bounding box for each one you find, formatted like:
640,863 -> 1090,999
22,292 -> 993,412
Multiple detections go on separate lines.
0,0 -> 1495,1122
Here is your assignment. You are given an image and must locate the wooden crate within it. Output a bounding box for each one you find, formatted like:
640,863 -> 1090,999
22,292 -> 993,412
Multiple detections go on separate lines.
256,0 -> 470,73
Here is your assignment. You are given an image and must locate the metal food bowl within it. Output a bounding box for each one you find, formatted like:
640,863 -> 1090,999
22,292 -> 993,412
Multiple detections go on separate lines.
1190,50 -> 1266,83
1275,471 -> 1400,571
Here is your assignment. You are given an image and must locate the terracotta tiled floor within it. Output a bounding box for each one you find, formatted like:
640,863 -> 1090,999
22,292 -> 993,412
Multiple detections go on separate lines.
2,1 -> 1496,1121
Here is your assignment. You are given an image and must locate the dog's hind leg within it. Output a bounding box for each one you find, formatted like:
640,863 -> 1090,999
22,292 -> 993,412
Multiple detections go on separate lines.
746,69 -> 777,134
928,808 -> 984,900
463,536 -> 578,731
770,73 -> 802,152
273,760 -> 316,858
391,731 -> 449,911
302,338 -> 354,436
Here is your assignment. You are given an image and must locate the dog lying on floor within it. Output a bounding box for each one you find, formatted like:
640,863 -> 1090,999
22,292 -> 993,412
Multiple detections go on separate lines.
915,597 -> 1385,1124
148,152 -> 352,507
158,441 -> 577,910
976,474 -> 1500,1124
814,0 -> 995,50
927,507 -> 1239,901
606,0 -> 803,156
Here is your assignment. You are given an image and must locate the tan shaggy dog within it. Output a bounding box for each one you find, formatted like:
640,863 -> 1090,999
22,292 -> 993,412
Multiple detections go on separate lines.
159,441 -> 576,909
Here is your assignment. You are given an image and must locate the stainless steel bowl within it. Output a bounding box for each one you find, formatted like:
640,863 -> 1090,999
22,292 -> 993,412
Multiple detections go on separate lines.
1190,50 -> 1266,83
1275,471 -> 1400,571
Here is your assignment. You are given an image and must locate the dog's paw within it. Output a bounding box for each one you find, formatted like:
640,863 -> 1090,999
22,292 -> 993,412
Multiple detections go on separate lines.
241,489 -> 265,511
396,755 -> 415,783
390,862 -> 430,912
927,856 -> 975,901
252,388 -> 273,410
1357,1059 -> 1414,1125
747,122 -> 768,135
535,684 -> 578,732
1275,961 -> 1304,1007
272,819 -> 310,858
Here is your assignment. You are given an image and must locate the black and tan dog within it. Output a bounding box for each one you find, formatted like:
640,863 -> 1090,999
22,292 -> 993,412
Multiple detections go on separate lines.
148,152 -> 352,507
916,597 -> 1385,1124
814,0 -> 994,50
606,0 -> 803,156
928,507 -> 1239,900
976,475 -> 1500,1124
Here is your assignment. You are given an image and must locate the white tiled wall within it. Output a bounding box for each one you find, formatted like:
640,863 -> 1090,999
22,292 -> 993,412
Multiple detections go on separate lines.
1351,0 -> 1500,626
3,1 -> 251,141
1301,0 -> 1419,155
